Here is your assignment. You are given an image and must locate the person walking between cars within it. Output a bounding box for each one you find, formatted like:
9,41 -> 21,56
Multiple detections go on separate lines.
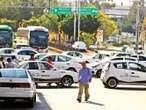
6,58 -> 15,68
12,56 -> 18,68
0,56 -> 6,68
77,61 -> 92,103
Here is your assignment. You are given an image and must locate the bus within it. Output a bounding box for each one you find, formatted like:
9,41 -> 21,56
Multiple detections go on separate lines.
16,26 -> 49,49
0,25 -> 13,48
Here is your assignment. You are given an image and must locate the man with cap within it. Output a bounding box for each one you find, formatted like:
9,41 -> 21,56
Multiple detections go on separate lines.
0,56 -> 5,68
77,61 -> 92,103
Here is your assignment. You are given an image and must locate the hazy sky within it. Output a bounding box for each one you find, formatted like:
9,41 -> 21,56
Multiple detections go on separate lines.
113,0 -> 132,6
59,0 -> 138,6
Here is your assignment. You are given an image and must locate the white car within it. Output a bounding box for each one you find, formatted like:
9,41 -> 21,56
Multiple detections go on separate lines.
0,69 -> 36,107
87,53 -> 111,63
72,41 -> 87,51
89,44 -> 98,50
19,61 -> 79,87
61,51 -> 88,60
131,54 -> 146,66
0,48 -> 15,55
15,48 -> 38,61
101,61 -> 146,88
39,54 -> 81,72
34,53 -> 48,60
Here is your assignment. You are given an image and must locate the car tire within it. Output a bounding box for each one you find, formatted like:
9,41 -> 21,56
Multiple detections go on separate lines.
107,78 -> 117,88
96,69 -> 102,78
61,76 -> 73,87
28,94 -> 36,108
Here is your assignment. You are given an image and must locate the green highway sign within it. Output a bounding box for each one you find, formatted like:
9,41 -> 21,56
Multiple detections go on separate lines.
51,7 -> 99,16
51,7 -> 72,15
80,8 -> 99,16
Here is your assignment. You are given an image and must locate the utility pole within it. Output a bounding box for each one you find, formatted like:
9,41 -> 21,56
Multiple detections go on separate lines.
77,0 -> 80,41
135,1 -> 140,54
73,0 -> 77,42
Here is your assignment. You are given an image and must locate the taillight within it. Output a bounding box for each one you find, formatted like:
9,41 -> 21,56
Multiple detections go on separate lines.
16,83 -> 31,88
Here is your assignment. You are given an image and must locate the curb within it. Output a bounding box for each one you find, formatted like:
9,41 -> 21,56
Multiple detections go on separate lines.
48,46 -> 63,53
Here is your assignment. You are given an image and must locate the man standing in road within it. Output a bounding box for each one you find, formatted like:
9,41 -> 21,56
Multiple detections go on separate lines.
77,61 -> 92,103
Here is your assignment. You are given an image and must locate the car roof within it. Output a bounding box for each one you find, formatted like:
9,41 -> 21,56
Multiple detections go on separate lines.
15,48 -> 38,53
110,60 -> 138,64
0,68 -> 26,71
20,60 -> 49,64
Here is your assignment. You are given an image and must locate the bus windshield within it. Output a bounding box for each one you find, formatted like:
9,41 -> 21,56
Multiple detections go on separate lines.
30,31 -> 48,39
0,30 -> 12,43
30,31 -> 48,48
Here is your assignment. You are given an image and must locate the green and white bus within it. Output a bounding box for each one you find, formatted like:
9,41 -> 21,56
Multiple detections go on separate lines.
17,26 -> 49,49
0,25 -> 13,48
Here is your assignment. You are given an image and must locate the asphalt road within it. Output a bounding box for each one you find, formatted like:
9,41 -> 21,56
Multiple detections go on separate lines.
1,78 -> 146,110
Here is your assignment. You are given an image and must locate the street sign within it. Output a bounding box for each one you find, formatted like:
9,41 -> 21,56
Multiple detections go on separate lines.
51,7 -> 72,15
80,8 -> 99,16
51,7 -> 99,16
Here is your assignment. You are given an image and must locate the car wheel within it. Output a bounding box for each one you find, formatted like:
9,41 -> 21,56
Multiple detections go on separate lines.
28,94 -> 36,108
61,76 -> 73,87
107,78 -> 117,88
96,69 -> 102,78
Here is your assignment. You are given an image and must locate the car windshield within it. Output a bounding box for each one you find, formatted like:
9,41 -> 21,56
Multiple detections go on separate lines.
0,70 -> 28,78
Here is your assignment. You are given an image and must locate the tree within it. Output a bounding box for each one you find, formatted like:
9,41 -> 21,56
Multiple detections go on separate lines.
60,15 -> 101,40
22,13 -> 58,32
97,11 -> 118,39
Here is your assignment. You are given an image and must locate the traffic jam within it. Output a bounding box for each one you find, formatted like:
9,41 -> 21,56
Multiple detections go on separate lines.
0,25 -> 146,108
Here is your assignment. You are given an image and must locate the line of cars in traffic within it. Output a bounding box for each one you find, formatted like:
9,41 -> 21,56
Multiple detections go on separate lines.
1,47 -> 146,107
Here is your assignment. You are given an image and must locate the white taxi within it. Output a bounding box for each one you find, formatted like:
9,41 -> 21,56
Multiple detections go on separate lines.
101,61 -> 146,88
19,61 -> 79,87
39,54 -> 81,72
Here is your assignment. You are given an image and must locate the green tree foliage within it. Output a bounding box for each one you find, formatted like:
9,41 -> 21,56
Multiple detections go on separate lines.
98,11 -> 118,39
22,13 -> 58,32
0,0 -> 54,20
80,16 -> 100,33
80,32 -> 93,45
60,15 -> 101,38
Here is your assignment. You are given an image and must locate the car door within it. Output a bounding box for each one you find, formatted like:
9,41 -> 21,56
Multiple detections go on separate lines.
112,62 -> 129,82
26,62 -> 40,82
38,62 -> 60,82
55,55 -> 72,70
128,62 -> 146,82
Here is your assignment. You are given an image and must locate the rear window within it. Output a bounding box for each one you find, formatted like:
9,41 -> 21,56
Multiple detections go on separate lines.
0,70 -> 28,78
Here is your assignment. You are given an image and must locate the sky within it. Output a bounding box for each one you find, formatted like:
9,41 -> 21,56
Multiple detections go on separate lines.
113,0 -> 132,6
58,0 -> 143,6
